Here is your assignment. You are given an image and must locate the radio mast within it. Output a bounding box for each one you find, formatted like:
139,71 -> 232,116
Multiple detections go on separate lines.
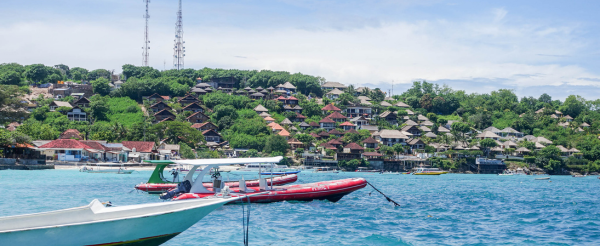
173,0 -> 185,70
142,0 -> 150,66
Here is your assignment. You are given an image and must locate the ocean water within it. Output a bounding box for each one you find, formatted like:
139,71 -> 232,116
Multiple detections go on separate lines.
1,170 -> 600,245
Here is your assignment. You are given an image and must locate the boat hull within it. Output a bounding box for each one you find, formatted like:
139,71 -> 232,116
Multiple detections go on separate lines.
136,174 -> 298,194
173,178 -> 367,204
413,172 -> 448,175
0,199 -> 233,246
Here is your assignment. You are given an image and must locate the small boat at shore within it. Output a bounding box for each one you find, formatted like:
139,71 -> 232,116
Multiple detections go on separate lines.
382,171 -> 400,175
80,164 -> 133,174
260,170 -> 301,175
313,167 -> 339,173
149,157 -> 366,204
135,162 -> 298,194
413,167 -> 448,175
0,194 -> 247,246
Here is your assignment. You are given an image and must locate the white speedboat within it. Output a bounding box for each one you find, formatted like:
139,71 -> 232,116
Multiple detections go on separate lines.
498,170 -> 514,176
80,164 -> 134,174
312,167 -> 339,173
237,163 -> 297,173
1,157 -> 281,246
0,195 -> 243,246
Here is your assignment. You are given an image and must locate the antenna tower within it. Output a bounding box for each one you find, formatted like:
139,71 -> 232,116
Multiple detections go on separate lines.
173,0 -> 185,70
142,0 -> 150,66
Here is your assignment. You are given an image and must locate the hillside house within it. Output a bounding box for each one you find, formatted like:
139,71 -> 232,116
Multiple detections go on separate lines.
346,103 -> 372,118
191,122 -> 218,131
319,117 -> 336,130
66,106 -> 87,122
73,97 -> 90,108
186,111 -> 209,124
149,101 -> 172,113
154,109 -> 176,123
379,111 -> 397,125
321,81 -> 347,91
182,103 -> 204,113
202,129 -> 222,143
49,101 -> 72,111
376,129 -> 409,147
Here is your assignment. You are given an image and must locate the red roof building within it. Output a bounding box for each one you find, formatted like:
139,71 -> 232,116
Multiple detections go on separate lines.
321,104 -> 341,112
343,142 -> 365,153
59,129 -> 83,140
344,128 -> 360,135
339,121 -> 356,130
309,122 -> 320,127
122,141 -> 155,153
39,139 -> 92,149
319,117 -> 335,123
191,122 -> 218,131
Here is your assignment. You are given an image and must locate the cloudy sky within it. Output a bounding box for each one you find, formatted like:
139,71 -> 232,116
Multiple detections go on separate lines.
2,0 -> 600,99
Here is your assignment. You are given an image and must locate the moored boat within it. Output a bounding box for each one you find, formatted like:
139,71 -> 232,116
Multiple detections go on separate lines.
174,178 -> 367,203
151,157 -> 366,204
80,164 -> 133,174
260,170 -> 301,175
413,167 -> 448,175
312,167 -> 339,173
0,195 -> 246,246
135,162 -> 298,194
535,177 -> 550,180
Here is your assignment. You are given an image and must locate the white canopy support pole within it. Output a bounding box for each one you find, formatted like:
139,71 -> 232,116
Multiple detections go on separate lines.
190,164 -> 219,193
183,166 -> 200,185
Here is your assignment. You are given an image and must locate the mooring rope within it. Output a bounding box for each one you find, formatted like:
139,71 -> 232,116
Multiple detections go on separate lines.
366,181 -> 401,207
241,195 -> 251,246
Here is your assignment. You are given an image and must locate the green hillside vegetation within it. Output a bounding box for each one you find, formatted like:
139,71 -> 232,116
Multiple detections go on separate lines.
3,64 -> 600,173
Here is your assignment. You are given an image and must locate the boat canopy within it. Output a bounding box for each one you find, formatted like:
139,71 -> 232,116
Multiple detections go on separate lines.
172,157 -> 283,166
145,157 -> 284,194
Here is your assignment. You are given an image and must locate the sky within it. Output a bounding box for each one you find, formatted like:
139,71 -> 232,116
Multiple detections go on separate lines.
2,0 -> 600,100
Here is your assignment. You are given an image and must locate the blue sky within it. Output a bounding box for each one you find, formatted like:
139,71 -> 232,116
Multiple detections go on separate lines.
2,0 -> 600,100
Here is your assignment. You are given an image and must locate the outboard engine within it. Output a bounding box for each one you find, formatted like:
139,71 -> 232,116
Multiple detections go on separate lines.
159,180 -> 192,200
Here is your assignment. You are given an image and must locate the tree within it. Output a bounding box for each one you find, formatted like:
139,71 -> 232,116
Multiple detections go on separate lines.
536,145 -> 564,174
263,135 -> 290,154
379,145 -> 394,157
393,143 -> 405,155
240,149 -> 260,157
91,77 -> 111,96
451,122 -> 470,145
560,95 -> 585,118
89,95 -> 110,121
24,64 -> 48,83
480,138 -> 498,158
0,85 -> 28,124
180,143 -> 196,159
0,71 -> 22,85
295,133 -> 315,148
88,69 -> 111,80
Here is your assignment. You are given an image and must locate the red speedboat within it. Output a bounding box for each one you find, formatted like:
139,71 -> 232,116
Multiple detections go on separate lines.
136,174 -> 298,194
172,178 -> 367,203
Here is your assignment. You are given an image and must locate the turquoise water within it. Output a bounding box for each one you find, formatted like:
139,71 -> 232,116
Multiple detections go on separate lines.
1,170 -> 600,245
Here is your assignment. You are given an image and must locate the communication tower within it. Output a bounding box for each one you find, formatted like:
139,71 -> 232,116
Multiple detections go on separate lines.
142,0 -> 151,66
173,0 -> 185,70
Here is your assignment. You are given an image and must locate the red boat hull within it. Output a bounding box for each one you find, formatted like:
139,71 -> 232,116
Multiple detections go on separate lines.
135,174 -> 298,194
173,178 -> 367,203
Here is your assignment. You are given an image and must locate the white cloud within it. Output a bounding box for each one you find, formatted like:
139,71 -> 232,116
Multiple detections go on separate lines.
492,8 -> 508,23
0,4 -> 598,98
